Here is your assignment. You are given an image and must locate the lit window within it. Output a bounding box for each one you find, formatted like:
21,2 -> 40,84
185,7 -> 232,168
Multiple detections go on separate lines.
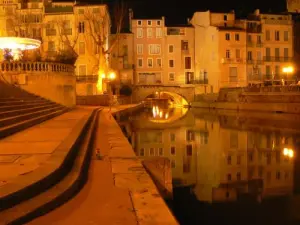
147,28 -> 152,38
137,28 -> 143,38
137,44 -> 143,54
156,28 -> 162,38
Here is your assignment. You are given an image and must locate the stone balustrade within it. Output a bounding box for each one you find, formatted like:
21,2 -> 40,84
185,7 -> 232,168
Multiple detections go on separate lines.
0,61 -> 75,74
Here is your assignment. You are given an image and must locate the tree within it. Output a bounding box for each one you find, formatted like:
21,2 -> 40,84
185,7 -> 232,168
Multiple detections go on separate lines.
84,1 -> 127,75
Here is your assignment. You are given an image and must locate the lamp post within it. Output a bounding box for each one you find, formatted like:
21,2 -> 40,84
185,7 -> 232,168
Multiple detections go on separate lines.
103,71 -> 116,111
282,66 -> 294,85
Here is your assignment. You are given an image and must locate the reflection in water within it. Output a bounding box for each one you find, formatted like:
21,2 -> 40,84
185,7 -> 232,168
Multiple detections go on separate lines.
116,107 -> 300,225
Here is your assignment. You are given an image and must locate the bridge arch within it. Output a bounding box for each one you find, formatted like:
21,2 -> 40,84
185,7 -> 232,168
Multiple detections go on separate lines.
145,91 -> 188,106
132,86 -> 194,105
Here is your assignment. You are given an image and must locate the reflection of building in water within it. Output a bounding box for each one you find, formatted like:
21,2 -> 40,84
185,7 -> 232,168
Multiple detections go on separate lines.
194,115 -> 295,203
130,108 -> 295,203
133,108 -> 198,187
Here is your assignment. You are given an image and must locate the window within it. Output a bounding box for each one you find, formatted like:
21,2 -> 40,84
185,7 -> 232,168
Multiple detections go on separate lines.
226,49 -> 230,58
266,65 -> 271,75
185,57 -> 192,69
78,22 -> 85,33
284,31 -> 288,41
149,44 -> 161,54
137,44 -> 143,54
137,28 -> 143,38
78,65 -> 86,75
227,174 -> 232,181
227,155 -> 232,165
137,58 -> 143,67
156,58 -> 162,67
147,28 -> 153,38
78,8 -> 84,14
275,65 -> 280,76
149,148 -> 154,156
156,28 -> 162,37
169,72 -> 175,81
236,49 -> 240,59
186,130 -> 195,141
181,40 -> 188,50
257,35 -> 262,43
170,133 -> 175,142
237,172 -> 241,181
275,31 -> 280,41
158,148 -> 163,156
247,51 -> 253,60
48,41 -> 55,52
266,30 -> 270,41
284,48 -> 289,60
171,146 -> 176,155
247,34 -> 252,42
79,42 -> 85,54
168,45 -> 174,53
140,148 -> 145,156
235,33 -> 239,41
225,33 -> 230,40
137,20 -> 142,26
147,20 -> 152,26
224,15 -> 228,21
186,145 -> 193,156
275,48 -> 280,60
157,20 -> 161,26
147,58 -> 153,67
93,7 -> 100,13
276,171 -> 281,180
169,59 -> 174,67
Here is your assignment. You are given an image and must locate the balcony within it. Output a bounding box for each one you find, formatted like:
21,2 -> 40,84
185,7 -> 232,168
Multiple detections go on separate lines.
187,79 -> 209,84
61,28 -> 72,35
248,74 -> 296,82
222,58 -> 244,64
76,75 -> 98,83
263,56 -> 293,62
46,29 -> 56,36
256,42 -> 263,47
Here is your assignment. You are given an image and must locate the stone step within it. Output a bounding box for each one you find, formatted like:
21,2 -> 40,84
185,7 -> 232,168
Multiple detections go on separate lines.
0,108 -> 69,140
0,105 -> 65,128
0,102 -> 53,113
0,97 -> 44,102
0,109 -> 99,225
0,103 -> 58,119
0,100 -> 49,106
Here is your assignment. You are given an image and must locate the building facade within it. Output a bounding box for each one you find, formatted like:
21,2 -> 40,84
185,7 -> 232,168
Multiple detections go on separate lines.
0,0 -> 111,96
191,10 -> 294,93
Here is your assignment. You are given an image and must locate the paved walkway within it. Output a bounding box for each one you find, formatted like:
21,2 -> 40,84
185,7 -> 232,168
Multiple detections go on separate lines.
0,106 -> 95,187
28,105 -> 178,225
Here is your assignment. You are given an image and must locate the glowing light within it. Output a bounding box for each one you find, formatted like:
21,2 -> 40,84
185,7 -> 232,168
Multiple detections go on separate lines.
109,72 -> 116,80
0,37 -> 40,51
283,148 -> 294,158
101,73 -> 106,78
282,66 -> 294,73
165,113 -> 169,119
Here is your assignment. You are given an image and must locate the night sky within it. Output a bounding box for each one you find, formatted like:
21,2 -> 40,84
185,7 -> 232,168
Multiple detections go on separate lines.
63,0 -> 287,24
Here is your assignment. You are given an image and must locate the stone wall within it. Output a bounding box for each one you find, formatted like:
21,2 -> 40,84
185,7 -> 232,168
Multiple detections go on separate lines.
76,95 -> 131,106
0,62 -> 76,107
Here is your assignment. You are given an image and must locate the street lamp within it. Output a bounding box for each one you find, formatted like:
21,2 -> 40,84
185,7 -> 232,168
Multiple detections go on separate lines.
282,66 -> 294,85
283,147 -> 294,158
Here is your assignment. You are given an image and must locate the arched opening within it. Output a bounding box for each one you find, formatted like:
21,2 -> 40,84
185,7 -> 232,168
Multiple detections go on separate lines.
144,91 -> 189,108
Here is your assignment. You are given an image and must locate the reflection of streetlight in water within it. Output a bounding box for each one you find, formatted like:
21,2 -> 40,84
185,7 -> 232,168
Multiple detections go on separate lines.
283,148 -> 294,158
152,106 -> 169,119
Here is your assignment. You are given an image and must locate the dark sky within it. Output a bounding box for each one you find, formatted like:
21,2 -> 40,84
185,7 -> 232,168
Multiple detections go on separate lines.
63,0 -> 287,24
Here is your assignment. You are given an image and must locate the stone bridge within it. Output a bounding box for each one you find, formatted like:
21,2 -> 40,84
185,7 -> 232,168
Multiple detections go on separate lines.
132,85 -> 195,105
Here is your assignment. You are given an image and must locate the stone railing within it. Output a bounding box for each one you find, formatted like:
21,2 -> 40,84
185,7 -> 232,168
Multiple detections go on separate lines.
0,61 -> 75,74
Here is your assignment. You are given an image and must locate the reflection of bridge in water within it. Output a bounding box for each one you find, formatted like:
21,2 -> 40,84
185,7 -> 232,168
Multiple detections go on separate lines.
116,107 -> 300,204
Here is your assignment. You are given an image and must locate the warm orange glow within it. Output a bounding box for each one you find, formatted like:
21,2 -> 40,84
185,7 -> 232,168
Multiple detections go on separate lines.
0,37 -> 40,50
283,148 -> 294,158
109,72 -> 116,80
97,70 -> 105,93
282,66 -> 294,74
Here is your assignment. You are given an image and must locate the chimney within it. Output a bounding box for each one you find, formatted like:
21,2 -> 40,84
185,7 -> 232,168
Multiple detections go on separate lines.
129,8 -> 133,32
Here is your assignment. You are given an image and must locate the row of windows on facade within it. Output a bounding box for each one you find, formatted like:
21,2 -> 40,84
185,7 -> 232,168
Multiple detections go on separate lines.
136,41 -> 189,55
136,20 -> 162,27
137,57 -> 192,69
225,30 -> 290,42
136,27 -> 163,38
225,47 -> 290,60
226,152 -> 292,165
139,144 -> 193,157
229,132 -> 291,149
48,41 -> 100,54
226,170 -> 290,182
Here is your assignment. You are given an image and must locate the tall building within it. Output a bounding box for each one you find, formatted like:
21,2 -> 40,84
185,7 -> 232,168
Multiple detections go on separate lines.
0,0 -> 111,96
128,10 -> 195,87
191,10 -> 294,93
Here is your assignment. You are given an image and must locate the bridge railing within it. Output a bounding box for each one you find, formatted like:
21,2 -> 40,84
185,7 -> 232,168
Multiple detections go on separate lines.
0,61 -> 75,73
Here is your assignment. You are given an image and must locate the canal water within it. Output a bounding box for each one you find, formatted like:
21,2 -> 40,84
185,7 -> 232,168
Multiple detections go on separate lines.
114,106 -> 300,225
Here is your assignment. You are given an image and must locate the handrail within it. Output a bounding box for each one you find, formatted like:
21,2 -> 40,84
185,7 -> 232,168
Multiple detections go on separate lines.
0,61 -> 75,73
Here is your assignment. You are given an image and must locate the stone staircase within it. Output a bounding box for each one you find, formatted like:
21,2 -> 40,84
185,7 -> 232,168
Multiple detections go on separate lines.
0,81 -> 68,139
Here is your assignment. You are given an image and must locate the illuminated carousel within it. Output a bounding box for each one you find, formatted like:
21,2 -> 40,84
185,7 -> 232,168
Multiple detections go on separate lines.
0,37 -> 41,61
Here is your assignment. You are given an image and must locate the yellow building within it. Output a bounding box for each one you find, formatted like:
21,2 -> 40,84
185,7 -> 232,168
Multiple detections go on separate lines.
191,9 -> 294,93
0,0 -> 111,96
